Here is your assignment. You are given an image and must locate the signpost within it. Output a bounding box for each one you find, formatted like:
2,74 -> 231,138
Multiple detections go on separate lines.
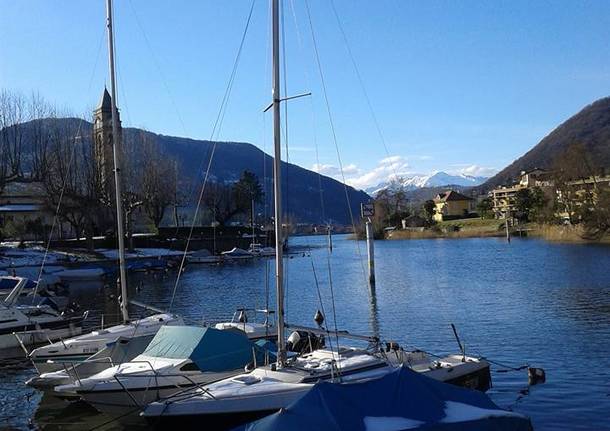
361,202 -> 375,287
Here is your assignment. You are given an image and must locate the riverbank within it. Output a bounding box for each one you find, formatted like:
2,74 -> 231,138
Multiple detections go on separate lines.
389,218 -> 505,240
388,219 -> 610,244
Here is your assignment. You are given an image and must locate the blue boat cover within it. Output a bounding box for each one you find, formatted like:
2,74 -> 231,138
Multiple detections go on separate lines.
142,325 -> 268,372
238,366 -> 532,431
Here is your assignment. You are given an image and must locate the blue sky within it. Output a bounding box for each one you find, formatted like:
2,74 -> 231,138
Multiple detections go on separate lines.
2,0 -> 610,189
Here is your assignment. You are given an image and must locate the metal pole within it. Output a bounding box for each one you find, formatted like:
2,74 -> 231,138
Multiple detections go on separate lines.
271,0 -> 286,366
366,218 -> 375,286
505,209 -> 511,243
106,0 -> 129,323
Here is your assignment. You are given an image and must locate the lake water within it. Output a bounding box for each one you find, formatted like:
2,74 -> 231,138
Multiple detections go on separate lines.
2,235 -> 610,430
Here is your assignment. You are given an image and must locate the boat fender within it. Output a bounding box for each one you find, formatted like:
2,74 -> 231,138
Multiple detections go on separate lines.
528,367 -> 546,385
286,331 -> 301,352
244,362 -> 255,372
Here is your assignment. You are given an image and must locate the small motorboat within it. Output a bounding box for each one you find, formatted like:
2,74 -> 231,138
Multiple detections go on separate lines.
28,312 -> 184,375
187,249 -> 222,264
213,308 -> 276,341
26,334 -> 155,391
221,247 -> 253,260
1,277 -> 86,351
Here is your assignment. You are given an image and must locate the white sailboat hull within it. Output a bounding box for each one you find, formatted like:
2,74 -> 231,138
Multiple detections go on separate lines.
30,313 -> 183,374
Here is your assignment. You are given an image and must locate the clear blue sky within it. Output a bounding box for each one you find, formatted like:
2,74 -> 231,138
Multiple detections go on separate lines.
2,0 -> 610,189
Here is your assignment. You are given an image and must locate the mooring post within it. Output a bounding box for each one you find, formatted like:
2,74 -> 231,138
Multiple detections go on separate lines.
505,209 -> 511,243
366,218 -> 375,286
327,225 -> 333,253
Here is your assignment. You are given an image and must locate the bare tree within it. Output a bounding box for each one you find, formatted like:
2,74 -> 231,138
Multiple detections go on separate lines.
0,90 -> 27,192
139,134 -> 177,230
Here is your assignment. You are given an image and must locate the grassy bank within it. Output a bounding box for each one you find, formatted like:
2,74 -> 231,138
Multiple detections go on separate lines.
389,218 -> 505,240
529,225 -> 610,244
388,218 -> 610,244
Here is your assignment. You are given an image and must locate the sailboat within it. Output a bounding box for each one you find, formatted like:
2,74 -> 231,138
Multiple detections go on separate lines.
52,325 -> 276,413
27,0 -> 183,375
141,1 -> 487,427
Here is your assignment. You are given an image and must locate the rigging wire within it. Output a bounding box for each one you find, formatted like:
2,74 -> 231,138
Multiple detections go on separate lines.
329,0 -> 462,350
303,0 -> 368,285
328,0 -> 399,181
32,24 -> 107,300
169,0 -> 258,310
127,0 -> 189,137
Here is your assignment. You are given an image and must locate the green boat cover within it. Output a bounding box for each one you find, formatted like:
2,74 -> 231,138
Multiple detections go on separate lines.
142,325 -> 266,372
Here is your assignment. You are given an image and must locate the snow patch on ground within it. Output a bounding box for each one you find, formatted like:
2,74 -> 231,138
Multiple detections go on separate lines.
364,416 -> 425,430
97,248 -> 184,259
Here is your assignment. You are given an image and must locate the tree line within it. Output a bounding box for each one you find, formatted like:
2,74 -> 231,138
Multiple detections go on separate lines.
0,89 -> 266,247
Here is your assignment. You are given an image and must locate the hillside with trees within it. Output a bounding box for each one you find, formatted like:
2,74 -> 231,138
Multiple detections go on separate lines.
481,97 -> 610,191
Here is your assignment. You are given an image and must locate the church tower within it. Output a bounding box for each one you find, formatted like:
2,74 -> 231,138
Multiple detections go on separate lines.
92,87 -> 121,200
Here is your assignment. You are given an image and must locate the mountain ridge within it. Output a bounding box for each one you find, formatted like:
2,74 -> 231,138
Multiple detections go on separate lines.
480,97 -> 610,191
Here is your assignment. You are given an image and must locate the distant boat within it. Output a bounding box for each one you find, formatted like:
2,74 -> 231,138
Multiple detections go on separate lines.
51,267 -> 107,282
221,247 -> 254,260
248,244 -> 275,257
187,249 -> 222,264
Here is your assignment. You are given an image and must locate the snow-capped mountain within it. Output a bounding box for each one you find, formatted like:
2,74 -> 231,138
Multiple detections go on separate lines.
366,171 -> 489,195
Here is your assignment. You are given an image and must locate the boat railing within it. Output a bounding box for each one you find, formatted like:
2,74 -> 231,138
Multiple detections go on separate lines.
108,360 -> 219,404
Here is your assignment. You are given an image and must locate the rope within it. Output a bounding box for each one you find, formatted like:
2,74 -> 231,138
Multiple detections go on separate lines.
169,0 -> 257,310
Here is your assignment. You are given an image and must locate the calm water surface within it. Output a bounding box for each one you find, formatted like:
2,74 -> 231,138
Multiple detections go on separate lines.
2,235 -> 610,430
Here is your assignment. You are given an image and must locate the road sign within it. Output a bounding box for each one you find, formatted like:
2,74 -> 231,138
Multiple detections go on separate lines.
361,203 -> 375,217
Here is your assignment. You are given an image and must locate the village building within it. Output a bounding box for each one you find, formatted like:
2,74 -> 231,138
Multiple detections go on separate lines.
0,182 -> 53,239
491,169 -> 551,219
432,190 -> 475,222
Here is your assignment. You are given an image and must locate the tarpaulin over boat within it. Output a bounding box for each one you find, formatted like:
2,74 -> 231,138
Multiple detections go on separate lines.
238,366 -> 532,431
142,325 -> 266,372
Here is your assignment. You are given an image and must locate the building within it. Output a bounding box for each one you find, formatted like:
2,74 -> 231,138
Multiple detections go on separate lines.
433,190 -> 475,222
0,182 -> 53,239
555,173 -> 610,222
491,169 -> 551,219
93,87 -> 121,199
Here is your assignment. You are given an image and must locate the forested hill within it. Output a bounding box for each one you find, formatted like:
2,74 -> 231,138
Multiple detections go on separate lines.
480,97 -> 610,191
17,118 -> 370,225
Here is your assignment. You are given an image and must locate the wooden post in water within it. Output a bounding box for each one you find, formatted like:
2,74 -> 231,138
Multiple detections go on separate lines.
327,225 -> 333,252
366,219 -> 375,286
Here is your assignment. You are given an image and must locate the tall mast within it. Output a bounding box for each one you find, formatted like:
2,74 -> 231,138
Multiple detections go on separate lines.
105,0 -> 129,323
272,0 -> 286,366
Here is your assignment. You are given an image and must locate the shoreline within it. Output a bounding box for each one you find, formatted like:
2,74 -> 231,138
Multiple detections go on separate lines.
387,221 -> 610,244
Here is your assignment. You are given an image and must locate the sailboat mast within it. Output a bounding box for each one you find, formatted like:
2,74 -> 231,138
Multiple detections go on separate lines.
272,0 -> 286,365
105,0 -> 129,323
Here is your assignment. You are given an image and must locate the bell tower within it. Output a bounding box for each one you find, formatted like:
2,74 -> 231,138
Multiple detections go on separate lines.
92,87 -> 121,200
